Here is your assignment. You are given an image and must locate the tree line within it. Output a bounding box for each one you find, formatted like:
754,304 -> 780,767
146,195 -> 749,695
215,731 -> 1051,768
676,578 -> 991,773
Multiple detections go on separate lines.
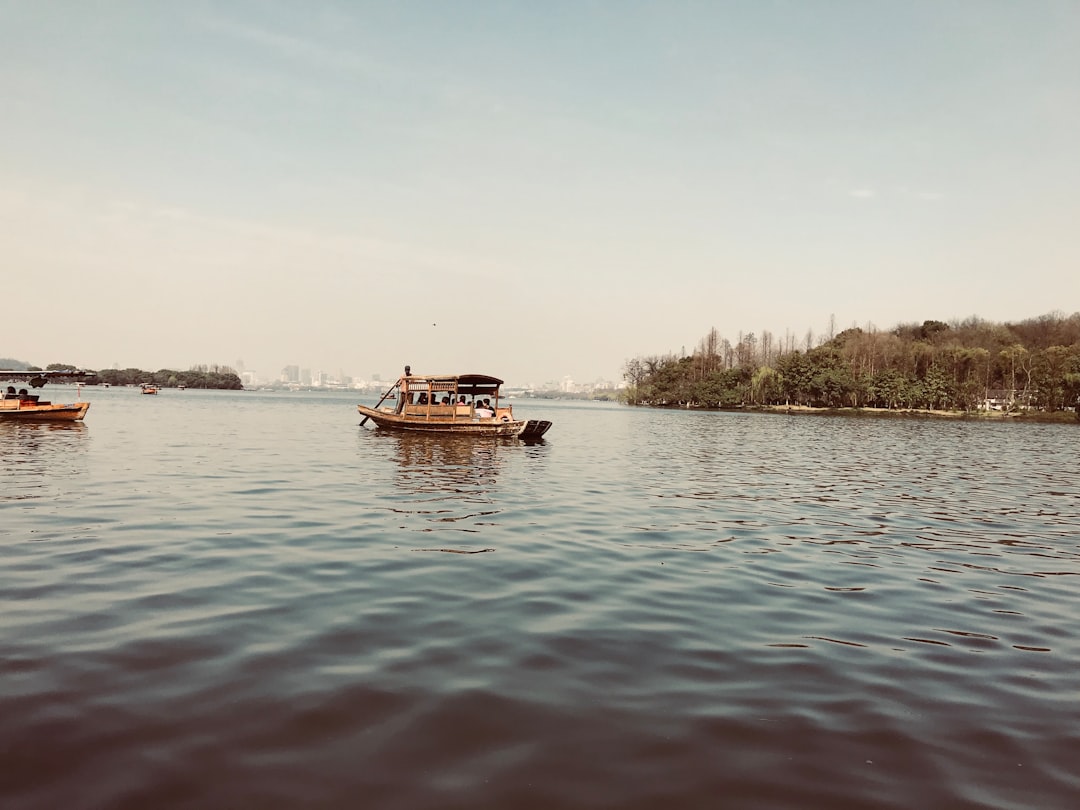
623,312 -> 1080,414
39,363 -> 243,390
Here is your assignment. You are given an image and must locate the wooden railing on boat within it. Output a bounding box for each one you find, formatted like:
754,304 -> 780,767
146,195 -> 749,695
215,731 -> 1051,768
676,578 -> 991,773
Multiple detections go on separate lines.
400,402 -> 514,421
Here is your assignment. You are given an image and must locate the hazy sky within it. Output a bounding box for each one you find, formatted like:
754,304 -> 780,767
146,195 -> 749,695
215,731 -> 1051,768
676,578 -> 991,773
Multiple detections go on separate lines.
3,1 -> 1078,386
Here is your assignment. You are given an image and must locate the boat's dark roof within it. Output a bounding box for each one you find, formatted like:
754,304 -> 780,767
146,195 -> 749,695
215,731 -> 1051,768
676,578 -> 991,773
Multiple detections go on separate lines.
404,373 -> 504,384
0,369 -> 96,385
456,374 -> 504,387
403,373 -> 504,395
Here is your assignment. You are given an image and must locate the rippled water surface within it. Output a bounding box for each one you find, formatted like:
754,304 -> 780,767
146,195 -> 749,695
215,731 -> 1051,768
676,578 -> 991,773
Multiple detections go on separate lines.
3,387 -> 1079,809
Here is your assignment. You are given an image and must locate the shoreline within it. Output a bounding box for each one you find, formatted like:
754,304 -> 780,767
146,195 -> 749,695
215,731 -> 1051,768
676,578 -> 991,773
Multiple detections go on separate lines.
642,403 -> 1078,424
756,404 -> 1077,423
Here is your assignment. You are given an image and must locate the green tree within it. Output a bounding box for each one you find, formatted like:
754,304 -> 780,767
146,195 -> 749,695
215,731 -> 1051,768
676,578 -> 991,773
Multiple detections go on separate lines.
921,365 -> 951,409
1031,346 -> 1072,410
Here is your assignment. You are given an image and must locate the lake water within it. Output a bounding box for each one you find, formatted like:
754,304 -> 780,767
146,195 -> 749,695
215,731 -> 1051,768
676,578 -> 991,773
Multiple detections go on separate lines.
2,387 -> 1078,809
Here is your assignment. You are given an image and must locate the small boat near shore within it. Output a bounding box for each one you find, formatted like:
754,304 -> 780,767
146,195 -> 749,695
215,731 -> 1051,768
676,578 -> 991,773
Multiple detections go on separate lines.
358,366 -> 551,439
0,397 -> 90,422
1,387 -> 89,422
0,370 -> 93,422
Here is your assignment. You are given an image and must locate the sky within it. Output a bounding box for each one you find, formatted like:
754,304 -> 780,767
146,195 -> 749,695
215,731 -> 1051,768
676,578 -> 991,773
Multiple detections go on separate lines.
2,1 -> 1078,387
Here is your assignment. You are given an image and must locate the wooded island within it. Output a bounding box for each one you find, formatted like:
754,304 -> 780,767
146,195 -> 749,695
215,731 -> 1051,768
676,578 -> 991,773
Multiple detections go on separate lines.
0,361 -> 243,391
623,312 -> 1080,417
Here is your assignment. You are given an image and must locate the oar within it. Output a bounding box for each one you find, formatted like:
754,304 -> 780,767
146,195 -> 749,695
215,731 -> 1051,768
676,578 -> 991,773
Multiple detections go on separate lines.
360,381 -> 399,426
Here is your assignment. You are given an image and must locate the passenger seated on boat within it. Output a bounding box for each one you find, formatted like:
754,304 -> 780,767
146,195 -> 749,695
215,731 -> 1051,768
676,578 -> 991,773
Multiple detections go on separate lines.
475,403 -> 493,418
417,393 -> 428,405
18,388 -> 30,401
458,395 -> 467,405
441,396 -> 450,405
3,386 -> 15,400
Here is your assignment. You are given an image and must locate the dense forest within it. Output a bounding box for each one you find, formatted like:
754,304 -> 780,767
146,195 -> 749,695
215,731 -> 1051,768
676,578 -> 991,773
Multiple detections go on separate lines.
24,363 -> 243,390
623,312 -> 1080,415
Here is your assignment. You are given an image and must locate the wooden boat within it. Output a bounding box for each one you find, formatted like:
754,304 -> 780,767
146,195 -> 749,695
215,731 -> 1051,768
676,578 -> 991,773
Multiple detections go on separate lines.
0,371 -> 92,422
358,367 -> 551,439
0,397 -> 90,421
0,388 -> 89,421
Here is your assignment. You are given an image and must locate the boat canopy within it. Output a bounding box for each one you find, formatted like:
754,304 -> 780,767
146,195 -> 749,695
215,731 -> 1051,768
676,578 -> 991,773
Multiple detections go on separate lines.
401,373 -> 504,397
0,369 -> 96,388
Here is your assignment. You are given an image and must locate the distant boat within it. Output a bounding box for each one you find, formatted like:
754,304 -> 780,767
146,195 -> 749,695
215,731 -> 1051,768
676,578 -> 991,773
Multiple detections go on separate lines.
141,384 -> 159,395
358,366 -> 551,439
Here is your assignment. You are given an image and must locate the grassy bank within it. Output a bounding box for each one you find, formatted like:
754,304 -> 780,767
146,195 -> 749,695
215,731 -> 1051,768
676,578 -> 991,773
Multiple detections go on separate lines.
751,404 -> 1078,423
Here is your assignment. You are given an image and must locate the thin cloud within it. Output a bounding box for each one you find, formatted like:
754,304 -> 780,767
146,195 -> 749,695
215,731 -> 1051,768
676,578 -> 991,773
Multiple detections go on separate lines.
197,14 -> 402,84
0,184 -> 502,282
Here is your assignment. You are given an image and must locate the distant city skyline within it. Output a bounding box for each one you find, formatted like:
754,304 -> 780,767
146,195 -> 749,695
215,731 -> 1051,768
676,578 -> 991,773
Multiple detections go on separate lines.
238,360 -> 617,392
3,3 -> 1078,382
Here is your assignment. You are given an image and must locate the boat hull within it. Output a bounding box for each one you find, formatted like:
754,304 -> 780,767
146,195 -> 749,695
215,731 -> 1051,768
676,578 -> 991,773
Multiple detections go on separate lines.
357,405 -> 527,436
519,419 -> 553,440
0,401 -> 90,421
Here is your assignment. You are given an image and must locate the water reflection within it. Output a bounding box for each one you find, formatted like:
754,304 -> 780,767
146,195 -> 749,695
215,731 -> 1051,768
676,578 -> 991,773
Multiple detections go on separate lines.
390,434 -> 498,486
0,420 -> 89,434
0,421 -> 88,461
0,421 -> 88,503
367,431 -> 522,538
386,432 -> 509,490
